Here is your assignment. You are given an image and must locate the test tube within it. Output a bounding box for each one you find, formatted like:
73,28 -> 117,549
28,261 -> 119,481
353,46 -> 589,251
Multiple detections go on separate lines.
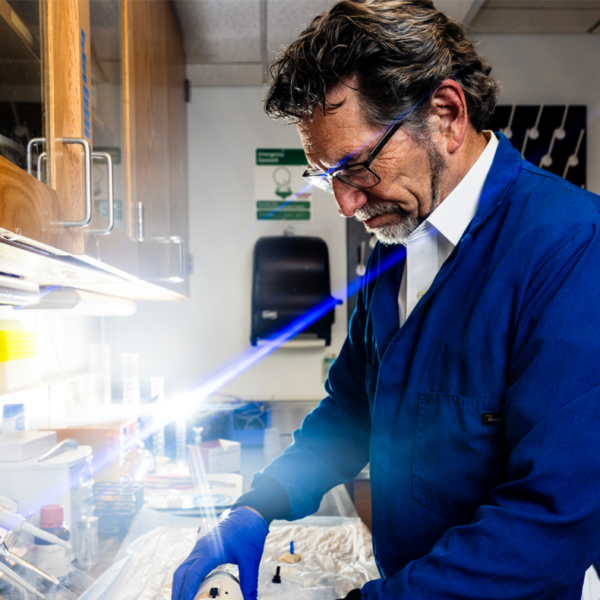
122,353 -> 140,406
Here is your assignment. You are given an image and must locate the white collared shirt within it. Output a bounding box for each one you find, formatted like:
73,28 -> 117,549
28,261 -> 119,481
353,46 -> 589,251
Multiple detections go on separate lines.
398,132 -> 498,327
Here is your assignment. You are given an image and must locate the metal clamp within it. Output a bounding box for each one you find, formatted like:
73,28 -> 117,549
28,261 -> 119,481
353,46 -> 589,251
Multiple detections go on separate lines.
87,151 -> 114,235
60,137 -> 92,228
26,137 -> 45,176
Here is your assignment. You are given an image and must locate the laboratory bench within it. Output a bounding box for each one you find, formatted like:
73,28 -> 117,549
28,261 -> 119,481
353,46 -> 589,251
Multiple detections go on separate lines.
58,485 -> 364,600
0,425 -> 372,599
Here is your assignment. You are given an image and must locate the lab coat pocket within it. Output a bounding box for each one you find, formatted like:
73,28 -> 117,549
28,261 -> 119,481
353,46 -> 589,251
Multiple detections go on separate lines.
413,391 -> 508,524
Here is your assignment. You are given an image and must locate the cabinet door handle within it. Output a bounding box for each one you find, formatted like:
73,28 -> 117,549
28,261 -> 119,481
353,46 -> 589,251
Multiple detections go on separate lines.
36,152 -> 47,183
60,137 -> 92,228
26,137 -> 45,176
87,151 -> 114,235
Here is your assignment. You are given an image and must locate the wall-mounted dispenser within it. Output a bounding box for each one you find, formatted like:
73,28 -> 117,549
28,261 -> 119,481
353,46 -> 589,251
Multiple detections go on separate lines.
251,236 -> 340,347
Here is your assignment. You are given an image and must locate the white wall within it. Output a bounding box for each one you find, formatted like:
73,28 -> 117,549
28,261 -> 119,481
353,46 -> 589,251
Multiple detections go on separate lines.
0,308 -> 100,426
106,87 -> 348,402
475,34 -> 600,194
106,34 -> 600,403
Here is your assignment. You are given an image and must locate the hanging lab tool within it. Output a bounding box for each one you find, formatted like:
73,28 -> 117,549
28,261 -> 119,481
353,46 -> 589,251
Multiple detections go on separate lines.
540,105 -> 569,168
501,104 -> 516,139
521,104 -> 544,158
563,129 -> 585,180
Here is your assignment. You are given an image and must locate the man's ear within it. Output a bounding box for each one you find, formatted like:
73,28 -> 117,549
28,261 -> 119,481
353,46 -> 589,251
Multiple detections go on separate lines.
430,79 -> 469,154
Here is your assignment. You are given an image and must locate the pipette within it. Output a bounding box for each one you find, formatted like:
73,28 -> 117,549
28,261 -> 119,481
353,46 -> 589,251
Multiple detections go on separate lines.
0,541 -> 59,585
0,559 -> 45,598
0,508 -> 71,550
38,438 -> 78,462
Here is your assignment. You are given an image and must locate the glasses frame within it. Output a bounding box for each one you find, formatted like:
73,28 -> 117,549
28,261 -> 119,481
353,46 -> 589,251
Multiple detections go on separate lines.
302,117 -> 405,194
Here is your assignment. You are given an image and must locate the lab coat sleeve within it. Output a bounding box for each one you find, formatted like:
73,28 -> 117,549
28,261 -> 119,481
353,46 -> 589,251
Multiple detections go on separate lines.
362,221 -> 600,600
257,253 -> 375,520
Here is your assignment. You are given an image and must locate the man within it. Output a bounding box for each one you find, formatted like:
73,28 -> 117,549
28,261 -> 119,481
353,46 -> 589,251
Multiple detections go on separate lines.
174,1 -> 600,599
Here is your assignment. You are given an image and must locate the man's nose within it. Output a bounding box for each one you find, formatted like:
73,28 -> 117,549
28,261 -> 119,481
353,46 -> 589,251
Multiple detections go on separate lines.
332,178 -> 368,217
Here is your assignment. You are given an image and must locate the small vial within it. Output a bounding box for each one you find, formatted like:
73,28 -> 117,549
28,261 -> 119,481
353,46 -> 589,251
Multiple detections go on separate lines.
77,516 -> 99,571
35,505 -> 71,579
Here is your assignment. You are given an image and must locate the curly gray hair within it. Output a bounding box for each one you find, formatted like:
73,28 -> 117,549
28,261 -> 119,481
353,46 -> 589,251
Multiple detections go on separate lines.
264,0 -> 500,132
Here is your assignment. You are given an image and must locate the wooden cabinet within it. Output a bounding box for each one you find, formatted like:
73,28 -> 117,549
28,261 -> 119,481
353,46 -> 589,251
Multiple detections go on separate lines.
0,0 -> 190,297
131,0 -> 190,296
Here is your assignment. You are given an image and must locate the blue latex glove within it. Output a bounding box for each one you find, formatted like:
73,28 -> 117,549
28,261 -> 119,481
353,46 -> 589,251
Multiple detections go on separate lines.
172,507 -> 269,600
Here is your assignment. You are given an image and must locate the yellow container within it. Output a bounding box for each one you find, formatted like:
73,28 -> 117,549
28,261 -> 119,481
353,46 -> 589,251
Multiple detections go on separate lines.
0,321 -> 40,394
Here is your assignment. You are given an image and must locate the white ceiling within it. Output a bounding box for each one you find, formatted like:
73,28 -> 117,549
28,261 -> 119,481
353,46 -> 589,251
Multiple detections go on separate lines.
471,1 -> 600,33
172,0 -> 600,86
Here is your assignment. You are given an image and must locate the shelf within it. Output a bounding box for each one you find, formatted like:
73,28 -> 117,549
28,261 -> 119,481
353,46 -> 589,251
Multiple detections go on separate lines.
0,232 -> 186,302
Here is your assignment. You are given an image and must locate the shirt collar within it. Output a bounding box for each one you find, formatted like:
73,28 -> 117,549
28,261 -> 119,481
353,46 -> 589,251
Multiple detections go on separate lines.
424,131 -> 499,246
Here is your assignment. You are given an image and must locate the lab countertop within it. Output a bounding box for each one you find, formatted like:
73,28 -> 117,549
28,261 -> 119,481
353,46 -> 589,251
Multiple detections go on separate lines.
1,442 -> 361,599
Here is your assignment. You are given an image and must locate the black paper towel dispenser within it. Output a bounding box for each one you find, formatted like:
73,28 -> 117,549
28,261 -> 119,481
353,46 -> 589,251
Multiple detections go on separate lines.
251,236 -> 341,347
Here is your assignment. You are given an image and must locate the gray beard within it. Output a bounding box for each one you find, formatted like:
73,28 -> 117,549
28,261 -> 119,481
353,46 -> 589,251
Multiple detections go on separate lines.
355,140 -> 446,246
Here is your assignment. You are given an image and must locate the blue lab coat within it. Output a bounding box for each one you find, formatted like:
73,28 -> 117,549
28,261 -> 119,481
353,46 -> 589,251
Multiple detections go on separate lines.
260,134 -> 600,599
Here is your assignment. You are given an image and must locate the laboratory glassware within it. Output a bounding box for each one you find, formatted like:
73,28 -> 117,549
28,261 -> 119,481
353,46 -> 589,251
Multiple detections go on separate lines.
90,343 -> 111,405
77,515 -> 99,570
35,504 -> 71,579
122,353 -> 140,406
176,417 -> 187,464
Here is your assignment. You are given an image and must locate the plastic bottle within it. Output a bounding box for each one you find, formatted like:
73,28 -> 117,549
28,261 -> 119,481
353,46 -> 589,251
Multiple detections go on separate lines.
2,403 -> 27,438
34,505 -> 71,579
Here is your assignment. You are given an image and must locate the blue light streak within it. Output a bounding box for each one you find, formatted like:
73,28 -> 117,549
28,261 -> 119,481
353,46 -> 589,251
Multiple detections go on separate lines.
13,285 -> 59,310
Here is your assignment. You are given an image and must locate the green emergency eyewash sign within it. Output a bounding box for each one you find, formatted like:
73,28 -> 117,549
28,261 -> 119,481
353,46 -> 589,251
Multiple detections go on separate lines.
255,149 -> 311,221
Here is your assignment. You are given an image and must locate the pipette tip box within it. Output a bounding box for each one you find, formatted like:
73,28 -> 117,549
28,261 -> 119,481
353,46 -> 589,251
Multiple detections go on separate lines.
0,430 -> 56,462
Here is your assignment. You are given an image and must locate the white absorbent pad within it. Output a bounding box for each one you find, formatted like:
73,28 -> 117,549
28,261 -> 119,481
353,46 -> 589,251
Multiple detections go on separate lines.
79,517 -> 379,600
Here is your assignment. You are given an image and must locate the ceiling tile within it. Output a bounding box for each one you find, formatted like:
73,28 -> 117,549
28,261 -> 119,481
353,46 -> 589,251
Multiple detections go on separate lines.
267,0 -> 336,59
433,0 -> 483,23
470,6 -> 600,33
173,0 -> 262,63
483,0 -> 600,10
